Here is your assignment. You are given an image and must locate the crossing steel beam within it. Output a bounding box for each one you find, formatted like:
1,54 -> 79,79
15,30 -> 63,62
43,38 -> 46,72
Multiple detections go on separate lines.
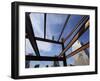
63,16 -> 89,43
66,42 -> 89,58
59,20 -> 89,57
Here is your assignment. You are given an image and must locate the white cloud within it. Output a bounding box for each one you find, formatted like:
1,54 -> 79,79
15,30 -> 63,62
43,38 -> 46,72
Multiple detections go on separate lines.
36,41 -> 52,52
30,13 -> 44,38
29,13 -> 53,52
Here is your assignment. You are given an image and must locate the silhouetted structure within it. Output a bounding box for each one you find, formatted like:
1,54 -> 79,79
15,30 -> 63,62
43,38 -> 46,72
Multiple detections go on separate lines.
34,64 -> 40,68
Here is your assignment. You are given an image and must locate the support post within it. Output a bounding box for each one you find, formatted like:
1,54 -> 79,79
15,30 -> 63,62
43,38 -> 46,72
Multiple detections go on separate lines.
58,15 -> 71,41
62,38 -> 67,66
44,13 -> 46,39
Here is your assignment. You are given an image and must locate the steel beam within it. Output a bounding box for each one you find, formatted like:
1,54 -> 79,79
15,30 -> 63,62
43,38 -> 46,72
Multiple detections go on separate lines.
59,20 -> 89,57
26,35 -> 62,44
44,13 -> 46,39
66,42 -> 89,58
35,37 -> 62,44
58,15 -> 71,41
63,16 -> 89,43
26,55 -> 64,61
61,38 -> 67,66
26,13 -> 40,56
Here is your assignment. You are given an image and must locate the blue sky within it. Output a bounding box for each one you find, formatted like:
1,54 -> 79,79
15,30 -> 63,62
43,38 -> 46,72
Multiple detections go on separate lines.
26,12 -> 89,67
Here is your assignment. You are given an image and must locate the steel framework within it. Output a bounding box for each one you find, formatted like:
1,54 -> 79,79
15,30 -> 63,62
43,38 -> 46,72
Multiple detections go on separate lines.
25,13 -> 89,67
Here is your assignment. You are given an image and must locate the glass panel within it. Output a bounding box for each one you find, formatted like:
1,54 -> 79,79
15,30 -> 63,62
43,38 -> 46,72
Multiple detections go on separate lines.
46,13 -> 68,40
29,13 -> 44,38
36,40 -> 62,56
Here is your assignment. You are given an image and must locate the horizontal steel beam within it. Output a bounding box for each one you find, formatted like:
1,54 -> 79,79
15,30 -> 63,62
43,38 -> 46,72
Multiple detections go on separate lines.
66,42 -> 89,58
26,35 -> 63,44
59,20 -> 89,57
26,55 -> 64,61
35,37 -> 63,44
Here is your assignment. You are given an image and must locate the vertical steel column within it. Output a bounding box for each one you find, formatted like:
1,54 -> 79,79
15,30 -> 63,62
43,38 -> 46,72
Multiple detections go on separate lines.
44,13 -> 46,39
62,38 -> 67,66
